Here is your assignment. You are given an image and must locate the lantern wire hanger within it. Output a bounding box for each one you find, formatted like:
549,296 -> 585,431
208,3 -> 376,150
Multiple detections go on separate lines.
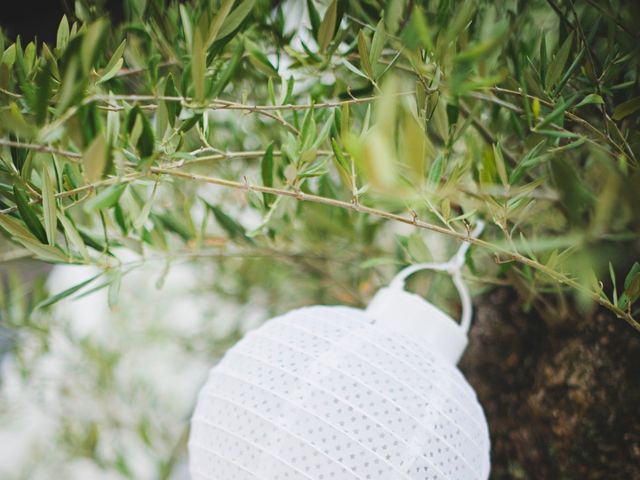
388,220 -> 486,335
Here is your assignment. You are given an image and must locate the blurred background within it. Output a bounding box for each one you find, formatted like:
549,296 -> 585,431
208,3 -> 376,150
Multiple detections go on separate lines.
1,1 -> 640,479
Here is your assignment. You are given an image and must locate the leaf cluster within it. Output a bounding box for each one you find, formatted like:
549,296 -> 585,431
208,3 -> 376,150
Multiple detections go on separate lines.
0,0 -> 639,329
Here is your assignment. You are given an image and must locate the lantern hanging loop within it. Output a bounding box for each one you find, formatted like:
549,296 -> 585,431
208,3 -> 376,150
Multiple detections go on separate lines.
388,220 -> 485,334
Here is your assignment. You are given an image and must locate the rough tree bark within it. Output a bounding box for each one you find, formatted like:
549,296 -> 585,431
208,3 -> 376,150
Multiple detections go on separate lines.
460,288 -> 640,479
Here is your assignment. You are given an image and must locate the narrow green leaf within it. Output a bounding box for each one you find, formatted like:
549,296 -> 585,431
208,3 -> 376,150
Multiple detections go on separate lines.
0,214 -> 36,240
361,104 -> 372,135
267,77 -> 276,105
612,96 -> 640,121
80,19 -> 108,72
108,270 -> 122,309
342,59 -> 369,79
2,44 -> 16,66
455,22 -> 509,62
177,113 -> 201,134
370,19 -> 385,67
299,157 -> 327,178
97,39 -> 126,83
41,168 -> 57,245
36,272 -> 103,309
385,0 -> 404,34
34,60 -> 52,125
534,129 -> 579,139
164,74 -> 181,126
318,0 -> 337,53
403,113 -> 427,179
84,184 -> 127,212
358,123 -> 397,190
554,47 -> 585,95
444,0 -> 476,42
82,133 -> 108,182
427,153 -> 444,187
431,96 -> 449,142
179,4 -> 194,51
535,97 -> 573,130
217,0 -> 255,40
0,102 -> 35,138
548,137 -> 586,152
575,93 -> 604,108
407,233 -> 431,262
261,143 -> 275,208
153,212 -> 194,241
624,263 -> 640,291
106,96 -> 120,145
206,202 -> 253,244
15,236 -> 68,263
619,263 -> 640,309
311,111 -> 335,150
539,35 -> 547,88
247,43 -> 279,77
192,27 -> 206,102
307,0 -> 321,38
41,43 -> 60,79
55,56 -> 80,115
133,181 -> 158,229
13,185 -> 47,243
493,143 -> 508,187
56,15 -> 70,52
127,107 -> 155,158
550,156 -> 593,224
509,141 -> 547,184
210,39 -> 244,98
63,163 -> 80,190
281,76 -> 295,105
300,107 -> 316,149
58,212 -> 89,260
545,32 -> 574,88
78,226 -> 111,254
331,138 -> 349,174
609,262 -> 618,306
340,103 -> 350,138
357,31 -> 374,80
206,0 -> 235,48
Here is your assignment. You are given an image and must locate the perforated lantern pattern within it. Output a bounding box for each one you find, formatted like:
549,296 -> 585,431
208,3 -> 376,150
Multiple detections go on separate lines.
189,305 -> 491,480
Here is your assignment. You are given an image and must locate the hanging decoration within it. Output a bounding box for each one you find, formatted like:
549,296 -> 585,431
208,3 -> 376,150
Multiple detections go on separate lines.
189,222 -> 490,479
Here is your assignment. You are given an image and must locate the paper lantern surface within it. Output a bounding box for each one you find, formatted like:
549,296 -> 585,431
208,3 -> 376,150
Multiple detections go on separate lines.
189,303 -> 490,479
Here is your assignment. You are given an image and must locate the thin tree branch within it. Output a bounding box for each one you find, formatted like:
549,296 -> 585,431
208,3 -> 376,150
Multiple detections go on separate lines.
0,139 -> 82,161
147,164 -> 639,331
91,91 -> 414,112
486,87 -> 637,166
0,145 -> 635,329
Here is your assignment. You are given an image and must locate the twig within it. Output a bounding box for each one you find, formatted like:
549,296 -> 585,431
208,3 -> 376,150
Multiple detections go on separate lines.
0,87 -> 22,98
148,164 -> 638,331
488,87 -> 637,166
567,0 -> 609,137
208,93 -> 415,111
0,145 -> 635,329
0,148 -> 334,215
0,139 -> 82,161
112,60 -> 178,78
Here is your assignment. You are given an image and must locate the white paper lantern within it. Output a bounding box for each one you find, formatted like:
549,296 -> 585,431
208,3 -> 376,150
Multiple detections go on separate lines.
189,224 -> 490,479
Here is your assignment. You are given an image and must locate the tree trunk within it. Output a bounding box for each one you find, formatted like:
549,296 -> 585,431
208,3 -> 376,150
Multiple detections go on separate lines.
460,288 -> 640,479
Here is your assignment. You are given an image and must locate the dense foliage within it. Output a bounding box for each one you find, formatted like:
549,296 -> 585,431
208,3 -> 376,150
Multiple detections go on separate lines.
1,0 -> 640,328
